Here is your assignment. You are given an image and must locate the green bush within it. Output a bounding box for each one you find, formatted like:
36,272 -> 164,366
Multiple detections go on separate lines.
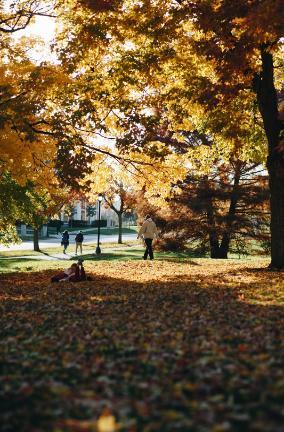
91,220 -> 107,228
48,219 -> 63,228
69,220 -> 89,227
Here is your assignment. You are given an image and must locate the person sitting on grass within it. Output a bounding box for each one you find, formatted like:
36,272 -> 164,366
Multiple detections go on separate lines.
51,260 -> 89,282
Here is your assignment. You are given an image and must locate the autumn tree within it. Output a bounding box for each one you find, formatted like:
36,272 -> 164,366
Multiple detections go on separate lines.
98,182 -> 134,244
138,161 -> 270,258
0,9 -> 70,242
178,0 -> 284,268
0,173 -> 34,243
83,153 -> 142,244
57,0 -> 284,268
25,185 -> 69,251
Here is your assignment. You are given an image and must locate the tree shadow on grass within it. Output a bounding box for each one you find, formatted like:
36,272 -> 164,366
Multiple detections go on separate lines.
70,249 -> 201,265
39,251 -> 70,261
70,251 -> 143,262
0,269 -> 283,432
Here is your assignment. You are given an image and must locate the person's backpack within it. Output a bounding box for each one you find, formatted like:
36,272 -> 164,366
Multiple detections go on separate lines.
75,233 -> 84,242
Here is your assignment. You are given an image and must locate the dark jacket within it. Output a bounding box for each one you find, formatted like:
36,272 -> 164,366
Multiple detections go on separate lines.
61,232 -> 69,245
75,233 -> 84,242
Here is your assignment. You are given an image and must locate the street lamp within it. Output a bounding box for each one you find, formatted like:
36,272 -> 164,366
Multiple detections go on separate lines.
96,194 -> 103,255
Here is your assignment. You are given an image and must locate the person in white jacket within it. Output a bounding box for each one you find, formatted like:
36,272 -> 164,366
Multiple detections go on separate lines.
137,214 -> 158,260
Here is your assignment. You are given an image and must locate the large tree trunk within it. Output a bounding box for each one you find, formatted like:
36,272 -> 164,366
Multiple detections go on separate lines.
218,234 -> 230,259
256,47 -> 284,269
209,232 -> 221,258
219,162 -> 242,259
203,177 -> 222,258
268,160 -> 284,268
33,227 -> 40,252
118,213 -> 123,244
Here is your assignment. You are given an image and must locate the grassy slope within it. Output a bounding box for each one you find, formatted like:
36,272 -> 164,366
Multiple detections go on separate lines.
0,240 -> 139,258
0,244 -> 263,274
0,247 -> 204,273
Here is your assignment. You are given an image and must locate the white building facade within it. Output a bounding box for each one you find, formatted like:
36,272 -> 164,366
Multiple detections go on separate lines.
60,199 -> 119,227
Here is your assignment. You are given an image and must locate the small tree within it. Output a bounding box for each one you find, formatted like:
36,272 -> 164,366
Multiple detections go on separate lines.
87,204 -> 97,224
136,161 -> 270,258
24,186 -> 69,251
102,181 -> 136,243
0,172 -> 33,245
82,154 -> 137,244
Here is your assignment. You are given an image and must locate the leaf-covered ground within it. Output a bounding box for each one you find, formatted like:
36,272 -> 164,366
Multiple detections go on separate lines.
1,258 -> 284,432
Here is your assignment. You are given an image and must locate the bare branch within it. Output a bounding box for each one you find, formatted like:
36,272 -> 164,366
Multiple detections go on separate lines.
0,2 -> 57,34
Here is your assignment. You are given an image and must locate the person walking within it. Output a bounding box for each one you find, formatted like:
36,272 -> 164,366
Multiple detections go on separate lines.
61,230 -> 69,254
75,230 -> 84,255
137,214 -> 158,260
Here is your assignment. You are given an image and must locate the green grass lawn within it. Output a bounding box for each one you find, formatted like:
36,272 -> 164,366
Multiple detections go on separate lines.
0,247 -> 197,273
0,258 -> 62,273
0,243 -> 268,275
0,240 -> 140,257
0,247 -> 140,274
57,226 -> 138,234
0,236 -> 269,276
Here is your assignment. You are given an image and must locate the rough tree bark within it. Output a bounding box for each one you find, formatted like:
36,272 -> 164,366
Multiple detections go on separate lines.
103,195 -> 124,244
205,164 -> 242,259
219,163 -> 242,259
256,47 -> 284,269
118,213 -> 123,244
204,177 -> 221,258
33,227 -> 40,252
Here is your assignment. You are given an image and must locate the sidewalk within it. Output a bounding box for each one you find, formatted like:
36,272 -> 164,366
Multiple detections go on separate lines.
0,233 -> 137,252
0,251 -> 90,261
0,244 -> 141,261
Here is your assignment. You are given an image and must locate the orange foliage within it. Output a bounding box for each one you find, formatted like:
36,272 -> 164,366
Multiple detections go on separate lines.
1,259 -> 284,431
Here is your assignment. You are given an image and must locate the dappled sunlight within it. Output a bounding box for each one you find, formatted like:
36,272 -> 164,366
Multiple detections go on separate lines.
0,0 -> 283,430
88,294 -> 128,304
89,295 -> 105,303
0,294 -> 32,302
0,259 -> 284,431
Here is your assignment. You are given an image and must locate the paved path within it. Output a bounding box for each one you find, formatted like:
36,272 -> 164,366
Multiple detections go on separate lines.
1,253 -> 71,261
0,243 -> 141,261
0,233 -> 137,252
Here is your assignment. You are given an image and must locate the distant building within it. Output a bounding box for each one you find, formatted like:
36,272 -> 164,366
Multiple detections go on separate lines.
60,198 -> 118,227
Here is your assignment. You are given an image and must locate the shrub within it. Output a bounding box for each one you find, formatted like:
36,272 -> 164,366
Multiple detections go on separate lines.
48,219 -> 63,228
69,220 -> 89,227
91,220 -> 107,228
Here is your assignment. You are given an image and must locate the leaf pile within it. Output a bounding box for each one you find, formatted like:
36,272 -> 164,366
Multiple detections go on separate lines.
0,258 -> 284,431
